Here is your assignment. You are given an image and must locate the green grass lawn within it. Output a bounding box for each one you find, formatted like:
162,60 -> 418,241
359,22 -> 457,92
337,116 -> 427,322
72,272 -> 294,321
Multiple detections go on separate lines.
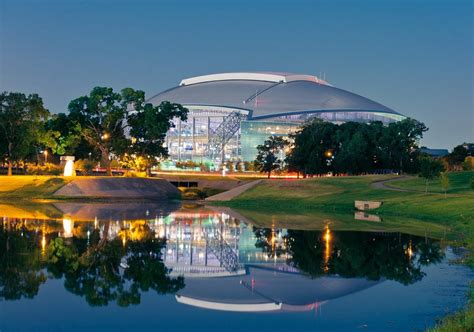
223,172 -> 474,222
0,175 -> 71,199
388,172 -> 474,195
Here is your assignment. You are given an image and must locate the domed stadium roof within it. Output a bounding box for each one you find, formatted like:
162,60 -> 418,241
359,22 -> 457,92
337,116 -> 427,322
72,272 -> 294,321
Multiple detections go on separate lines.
148,72 -> 402,120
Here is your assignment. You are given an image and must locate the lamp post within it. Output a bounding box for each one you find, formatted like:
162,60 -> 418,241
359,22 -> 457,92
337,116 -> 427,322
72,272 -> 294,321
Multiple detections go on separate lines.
44,150 -> 48,164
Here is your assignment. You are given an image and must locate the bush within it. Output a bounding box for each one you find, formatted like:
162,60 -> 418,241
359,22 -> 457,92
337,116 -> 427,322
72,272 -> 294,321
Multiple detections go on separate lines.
180,187 -> 222,200
110,159 -> 121,169
75,159 -> 96,175
463,157 -> 474,171
123,170 -> 147,178
26,163 -> 62,175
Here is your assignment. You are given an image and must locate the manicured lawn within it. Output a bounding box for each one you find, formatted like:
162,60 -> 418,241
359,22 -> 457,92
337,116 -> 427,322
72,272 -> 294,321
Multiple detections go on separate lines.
388,171 -> 474,195
0,175 -> 70,198
223,173 -> 474,223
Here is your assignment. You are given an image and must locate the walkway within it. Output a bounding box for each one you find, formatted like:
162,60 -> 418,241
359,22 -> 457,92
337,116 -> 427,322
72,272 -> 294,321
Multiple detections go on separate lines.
371,175 -> 414,192
206,180 -> 262,201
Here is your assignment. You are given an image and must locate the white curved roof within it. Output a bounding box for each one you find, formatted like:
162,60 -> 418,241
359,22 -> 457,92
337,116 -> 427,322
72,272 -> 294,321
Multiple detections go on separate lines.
148,72 -> 403,120
180,72 -> 330,86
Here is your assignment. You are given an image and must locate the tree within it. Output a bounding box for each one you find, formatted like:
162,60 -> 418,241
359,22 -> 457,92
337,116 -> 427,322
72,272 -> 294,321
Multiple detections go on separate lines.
440,172 -> 450,198
380,118 -> 428,173
127,99 -> 188,175
67,87 -> 133,176
419,156 -> 445,192
0,92 -> 49,175
68,87 -> 188,176
286,118 -> 427,176
446,144 -> 468,169
286,119 -> 337,176
43,113 -> 84,157
254,136 -> 287,178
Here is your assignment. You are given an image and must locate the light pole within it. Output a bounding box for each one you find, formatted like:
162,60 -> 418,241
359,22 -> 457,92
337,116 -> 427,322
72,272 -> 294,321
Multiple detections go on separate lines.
44,150 -> 48,164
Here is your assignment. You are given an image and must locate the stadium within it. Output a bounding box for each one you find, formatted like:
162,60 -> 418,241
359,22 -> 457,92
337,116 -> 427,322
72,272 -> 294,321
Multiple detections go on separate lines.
148,72 -> 405,164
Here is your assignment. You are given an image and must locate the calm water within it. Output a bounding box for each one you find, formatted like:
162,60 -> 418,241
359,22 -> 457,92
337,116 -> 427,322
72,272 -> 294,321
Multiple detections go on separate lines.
0,202 -> 472,332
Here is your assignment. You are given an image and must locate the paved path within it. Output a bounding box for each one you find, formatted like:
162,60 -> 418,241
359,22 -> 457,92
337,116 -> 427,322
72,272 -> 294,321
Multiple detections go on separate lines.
371,175 -> 414,192
206,180 -> 262,201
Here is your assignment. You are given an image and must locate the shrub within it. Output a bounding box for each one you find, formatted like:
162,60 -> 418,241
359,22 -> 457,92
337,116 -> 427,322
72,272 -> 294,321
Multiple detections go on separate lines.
123,170 -> 147,178
110,159 -> 121,169
26,163 -> 62,175
462,157 -> 474,171
75,159 -> 96,175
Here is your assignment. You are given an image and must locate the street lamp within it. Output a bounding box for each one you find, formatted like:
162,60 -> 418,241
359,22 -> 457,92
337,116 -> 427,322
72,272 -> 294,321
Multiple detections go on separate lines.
44,150 -> 48,164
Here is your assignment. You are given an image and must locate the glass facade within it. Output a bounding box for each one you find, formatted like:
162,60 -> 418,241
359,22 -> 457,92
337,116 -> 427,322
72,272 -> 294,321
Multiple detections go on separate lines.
240,120 -> 300,161
165,107 -> 243,163
165,106 -> 404,163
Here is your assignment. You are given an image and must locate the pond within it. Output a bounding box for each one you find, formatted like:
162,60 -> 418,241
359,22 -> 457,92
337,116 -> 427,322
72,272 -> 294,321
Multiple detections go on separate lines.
0,202 -> 472,331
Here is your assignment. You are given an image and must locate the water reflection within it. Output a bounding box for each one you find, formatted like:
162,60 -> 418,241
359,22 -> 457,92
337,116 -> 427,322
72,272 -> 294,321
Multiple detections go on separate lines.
253,226 -> 444,285
0,203 -> 446,311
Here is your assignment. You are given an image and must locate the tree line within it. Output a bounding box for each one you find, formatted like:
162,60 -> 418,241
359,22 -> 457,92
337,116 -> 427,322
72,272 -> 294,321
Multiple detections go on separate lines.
254,118 -> 472,182
0,88 -> 188,176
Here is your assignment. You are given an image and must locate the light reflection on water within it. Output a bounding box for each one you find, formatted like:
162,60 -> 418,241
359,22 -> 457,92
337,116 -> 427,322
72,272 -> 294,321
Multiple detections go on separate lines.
0,202 -> 472,332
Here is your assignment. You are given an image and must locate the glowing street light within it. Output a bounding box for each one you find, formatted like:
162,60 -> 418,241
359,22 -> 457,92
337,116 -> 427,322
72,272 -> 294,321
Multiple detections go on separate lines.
44,150 -> 48,164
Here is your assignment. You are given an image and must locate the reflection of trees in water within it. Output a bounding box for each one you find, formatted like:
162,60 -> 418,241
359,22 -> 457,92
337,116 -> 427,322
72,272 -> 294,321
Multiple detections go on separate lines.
0,220 -> 47,300
253,227 -> 444,285
0,219 -> 184,306
253,227 -> 287,258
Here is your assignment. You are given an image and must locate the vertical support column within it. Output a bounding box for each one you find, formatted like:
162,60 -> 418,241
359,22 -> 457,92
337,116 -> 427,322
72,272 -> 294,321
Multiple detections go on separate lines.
207,116 -> 211,163
178,119 -> 182,161
192,117 -> 195,161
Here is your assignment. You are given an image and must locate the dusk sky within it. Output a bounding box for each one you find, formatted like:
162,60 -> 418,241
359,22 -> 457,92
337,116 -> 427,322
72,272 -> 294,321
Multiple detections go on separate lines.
0,0 -> 472,149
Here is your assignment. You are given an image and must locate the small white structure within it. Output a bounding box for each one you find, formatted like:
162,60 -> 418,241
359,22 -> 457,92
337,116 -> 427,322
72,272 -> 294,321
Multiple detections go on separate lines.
61,156 -> 76,177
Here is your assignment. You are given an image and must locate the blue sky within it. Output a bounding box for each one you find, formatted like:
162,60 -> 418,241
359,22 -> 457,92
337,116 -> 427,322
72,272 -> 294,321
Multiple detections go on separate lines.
0,0 -> 472,148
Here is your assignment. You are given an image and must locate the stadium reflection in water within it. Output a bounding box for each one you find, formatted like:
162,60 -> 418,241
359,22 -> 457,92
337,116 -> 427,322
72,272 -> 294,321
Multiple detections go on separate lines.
0,202 -> 472,331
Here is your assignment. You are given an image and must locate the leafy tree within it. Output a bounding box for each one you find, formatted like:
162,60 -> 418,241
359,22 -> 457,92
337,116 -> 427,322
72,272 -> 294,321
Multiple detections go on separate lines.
127,98 -> 188,175
0,92 -> 49,175
67,87 -> 133,176
286,118 -> 427,176
440,172 -> 450,198
380,118 -> 428,173
236,161 -> 244,172
287,119 -> 337,176
43,113 -> 85,157
446,144 -> 469,169
254,136 -> 287,178
419,156 -> 445,192
68,87 -> 188,176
